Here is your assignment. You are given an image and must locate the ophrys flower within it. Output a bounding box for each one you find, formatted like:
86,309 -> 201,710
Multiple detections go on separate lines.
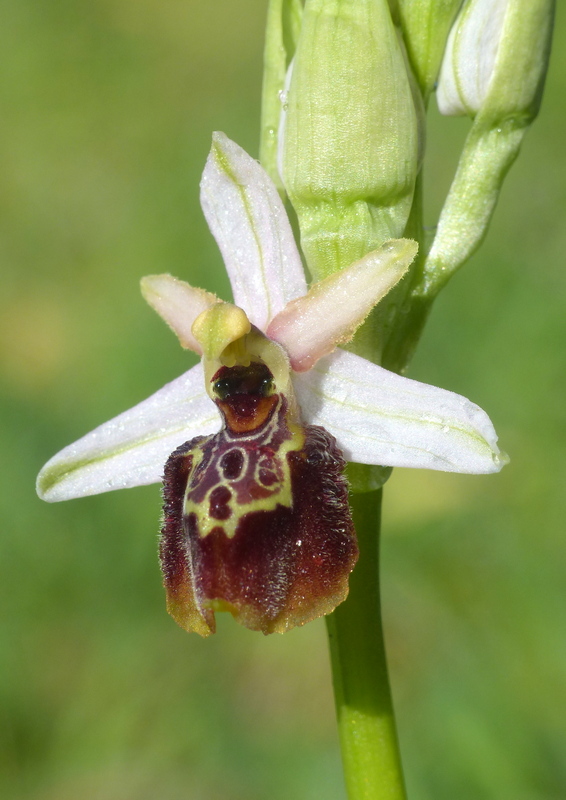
37,133 -> 506,635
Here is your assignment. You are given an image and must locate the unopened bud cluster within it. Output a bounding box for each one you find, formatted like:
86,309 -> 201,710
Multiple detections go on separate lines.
263,0 -> 554,329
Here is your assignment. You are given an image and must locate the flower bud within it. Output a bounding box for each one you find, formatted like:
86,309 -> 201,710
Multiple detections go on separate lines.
397,0 -> 462,98
279,0 -> 418,282
437,0 -> 555,121
420,0 -> 555,296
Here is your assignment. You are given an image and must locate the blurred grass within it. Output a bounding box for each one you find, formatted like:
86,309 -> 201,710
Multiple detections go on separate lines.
1,2 -> 565,798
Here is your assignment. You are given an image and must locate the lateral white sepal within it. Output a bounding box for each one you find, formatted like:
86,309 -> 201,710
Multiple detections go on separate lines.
294,349 -> 507,474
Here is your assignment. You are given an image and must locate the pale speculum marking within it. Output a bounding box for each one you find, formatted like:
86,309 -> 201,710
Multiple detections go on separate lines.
183,395 -> 300,539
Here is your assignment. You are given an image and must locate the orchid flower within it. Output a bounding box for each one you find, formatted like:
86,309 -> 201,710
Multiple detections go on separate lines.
36,133 -> 506,637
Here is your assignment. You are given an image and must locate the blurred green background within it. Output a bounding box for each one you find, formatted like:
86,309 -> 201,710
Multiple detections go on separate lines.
2,2 -> 565,798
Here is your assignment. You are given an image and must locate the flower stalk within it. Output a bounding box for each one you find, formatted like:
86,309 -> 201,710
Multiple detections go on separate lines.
326,489 -> 406,800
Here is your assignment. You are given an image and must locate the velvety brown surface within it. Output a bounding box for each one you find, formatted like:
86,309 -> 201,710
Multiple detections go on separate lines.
161,414 -> 357,635
192,425 -> 358,633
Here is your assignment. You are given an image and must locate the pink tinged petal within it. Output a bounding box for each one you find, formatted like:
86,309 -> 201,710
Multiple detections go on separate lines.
36,363 -> 221,502
293,349 -> 507,474
141,275 -> 220,354
267,239 -> 418,372
200,132 -> 307,330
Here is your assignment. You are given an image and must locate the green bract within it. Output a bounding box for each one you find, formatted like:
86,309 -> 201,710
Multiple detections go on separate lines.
260,0 -> 303,194
397,0 -> 462,99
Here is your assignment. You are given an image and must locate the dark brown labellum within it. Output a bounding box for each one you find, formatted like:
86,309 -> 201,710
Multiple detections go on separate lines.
160,362 -> 357,635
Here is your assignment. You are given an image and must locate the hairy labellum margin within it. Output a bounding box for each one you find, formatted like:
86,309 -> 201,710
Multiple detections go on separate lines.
160,362 -> 357,635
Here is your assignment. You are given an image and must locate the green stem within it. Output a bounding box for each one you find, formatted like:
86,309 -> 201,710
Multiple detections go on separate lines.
327,141 -> 426,800
259,0 -> 303,193
326,489 -> 406,800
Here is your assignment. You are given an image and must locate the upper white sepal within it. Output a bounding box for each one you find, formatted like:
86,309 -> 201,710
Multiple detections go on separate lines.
200,132 -> 307,330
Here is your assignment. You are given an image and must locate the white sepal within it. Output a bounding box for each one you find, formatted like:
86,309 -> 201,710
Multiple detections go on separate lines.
437,0 -> 509,116
200,132 -> 307,330
294,349 -> 507,474
37,363 -> 221,502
